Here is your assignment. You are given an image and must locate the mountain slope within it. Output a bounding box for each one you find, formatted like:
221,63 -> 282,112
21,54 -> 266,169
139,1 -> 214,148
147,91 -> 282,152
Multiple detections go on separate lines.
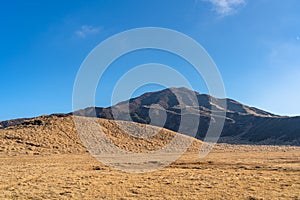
0,114 -> 201,156
73,87 -> 300,145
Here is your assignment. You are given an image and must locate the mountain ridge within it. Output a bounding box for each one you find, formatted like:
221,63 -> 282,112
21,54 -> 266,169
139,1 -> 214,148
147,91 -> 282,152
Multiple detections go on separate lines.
72,87 -> 300,145
1,87 -> 299,145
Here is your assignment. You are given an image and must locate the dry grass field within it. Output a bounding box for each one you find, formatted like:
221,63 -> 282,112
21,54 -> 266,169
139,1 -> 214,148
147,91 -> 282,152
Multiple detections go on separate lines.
0,115 -> 300,199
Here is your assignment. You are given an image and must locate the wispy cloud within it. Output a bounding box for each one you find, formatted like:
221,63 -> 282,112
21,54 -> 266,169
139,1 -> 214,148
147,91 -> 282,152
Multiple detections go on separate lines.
75,25 -> 100,38
205,0 -> 246,16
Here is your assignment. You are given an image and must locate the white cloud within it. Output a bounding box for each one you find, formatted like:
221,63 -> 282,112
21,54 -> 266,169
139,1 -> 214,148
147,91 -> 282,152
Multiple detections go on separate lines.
205,0 -> 246,16
75,25 -> 100,38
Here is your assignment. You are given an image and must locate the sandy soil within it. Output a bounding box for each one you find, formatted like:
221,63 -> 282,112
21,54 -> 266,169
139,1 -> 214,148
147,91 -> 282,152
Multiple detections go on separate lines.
0,145 -> 299,200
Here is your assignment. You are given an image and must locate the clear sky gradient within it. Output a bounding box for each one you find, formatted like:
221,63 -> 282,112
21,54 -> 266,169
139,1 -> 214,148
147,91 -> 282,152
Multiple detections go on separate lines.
1,0 -> 300,121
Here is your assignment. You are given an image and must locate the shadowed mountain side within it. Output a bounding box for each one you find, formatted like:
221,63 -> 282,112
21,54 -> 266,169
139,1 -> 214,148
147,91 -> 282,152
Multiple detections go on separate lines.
73,87 -> 300,145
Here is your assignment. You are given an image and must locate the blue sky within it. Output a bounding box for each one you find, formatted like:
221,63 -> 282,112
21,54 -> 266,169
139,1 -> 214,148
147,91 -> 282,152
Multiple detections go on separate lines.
1,0 -> 300,121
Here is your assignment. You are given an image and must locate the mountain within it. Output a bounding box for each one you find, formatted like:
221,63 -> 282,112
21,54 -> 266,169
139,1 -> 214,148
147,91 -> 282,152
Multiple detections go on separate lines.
1,87 -> 299,145
73,87 -> 300,145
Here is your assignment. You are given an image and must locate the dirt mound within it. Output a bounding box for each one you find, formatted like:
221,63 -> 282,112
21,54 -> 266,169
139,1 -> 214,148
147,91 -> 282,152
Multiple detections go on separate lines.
0,115 -> 201,156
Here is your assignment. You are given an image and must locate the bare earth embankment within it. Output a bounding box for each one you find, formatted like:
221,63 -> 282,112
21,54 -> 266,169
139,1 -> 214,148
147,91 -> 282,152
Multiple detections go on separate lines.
0,115 -> 299,199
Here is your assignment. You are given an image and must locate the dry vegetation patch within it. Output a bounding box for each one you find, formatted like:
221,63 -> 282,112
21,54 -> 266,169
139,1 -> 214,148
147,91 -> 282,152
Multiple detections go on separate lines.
0,115 -> 299,199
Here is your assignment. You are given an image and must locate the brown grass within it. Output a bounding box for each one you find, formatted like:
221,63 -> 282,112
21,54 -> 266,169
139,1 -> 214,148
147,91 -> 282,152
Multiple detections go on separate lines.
0,115 -> 299,199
